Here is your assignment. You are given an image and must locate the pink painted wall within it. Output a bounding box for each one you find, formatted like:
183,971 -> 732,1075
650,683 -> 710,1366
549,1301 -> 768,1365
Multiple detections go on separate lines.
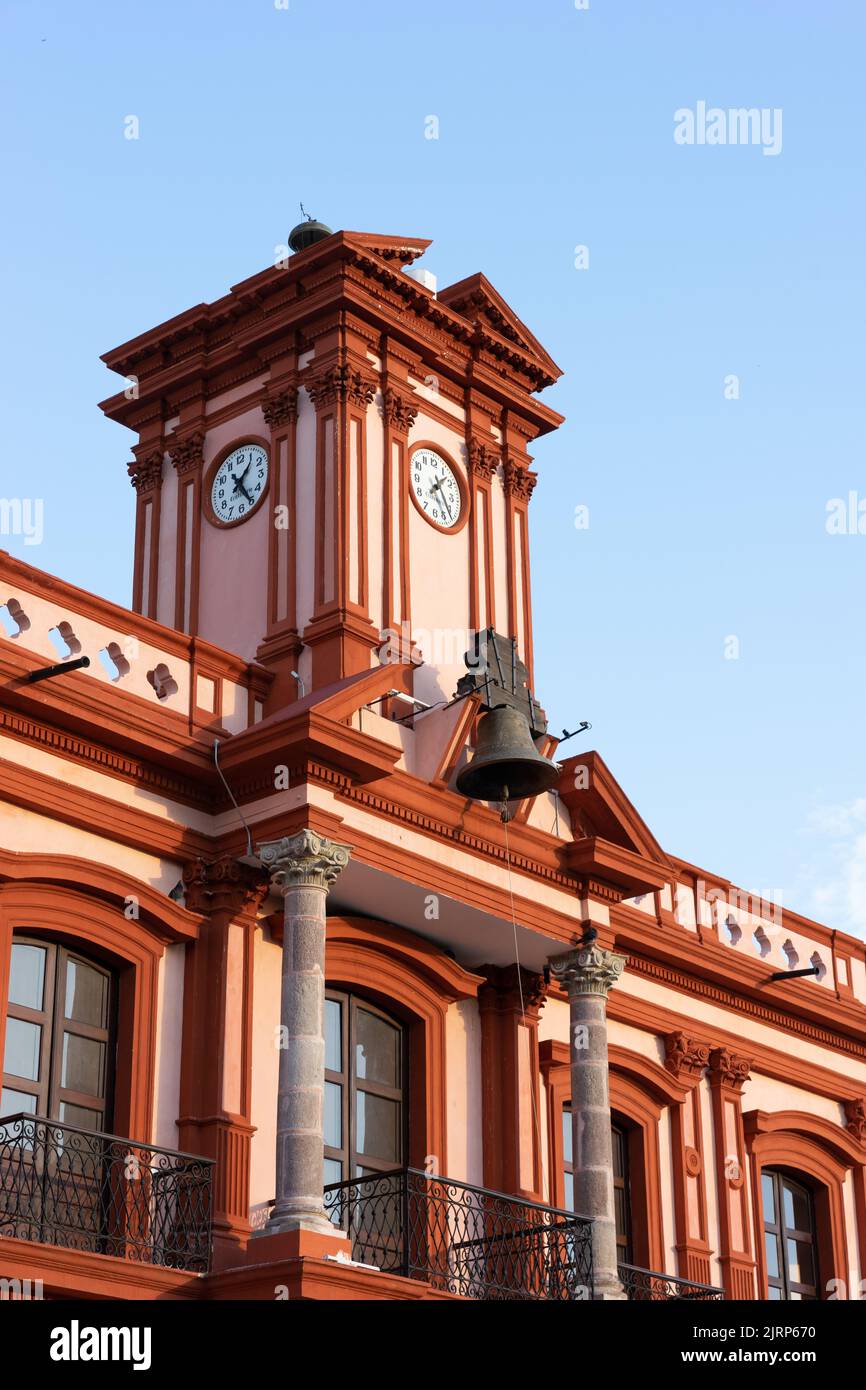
197,408 -> 270,661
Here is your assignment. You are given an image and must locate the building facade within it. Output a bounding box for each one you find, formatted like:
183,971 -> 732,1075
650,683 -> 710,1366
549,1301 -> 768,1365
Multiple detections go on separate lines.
1,227 -> 865,1302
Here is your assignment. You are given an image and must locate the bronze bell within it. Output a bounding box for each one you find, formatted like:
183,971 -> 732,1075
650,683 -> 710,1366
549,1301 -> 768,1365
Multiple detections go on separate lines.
456,705 -> 560,803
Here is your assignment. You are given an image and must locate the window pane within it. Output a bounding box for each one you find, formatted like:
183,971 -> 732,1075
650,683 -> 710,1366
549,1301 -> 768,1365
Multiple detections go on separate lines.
1,1086 -> 37,1116
783,1181 -> 812,1235
65,959 -> 108,1028
3,1018 -> 42,1081
761,1172 -> 776,1222
564,1171 -> 574,1212
768,1284 -> 782,1299
562,1108 -> 573,1165
355,1009 -> 399,1088
765,1231 -> 780,1279
59,1101 -> 102,1132
8,943 -> 46,1010
325,999 -> 342,1073
786,1238 -> 814,1287
611,1125 -> 626,1179
614,1187 -> 629,1240
61,1033 -> 106,1098
356,1091 -> 400,1162
324,1081 -> 342,1149
323,1157 -> 342,1188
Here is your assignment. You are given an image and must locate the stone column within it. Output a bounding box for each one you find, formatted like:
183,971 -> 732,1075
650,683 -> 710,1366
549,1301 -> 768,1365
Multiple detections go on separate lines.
549,943 -> 627,1300
257,829 -> 351,1236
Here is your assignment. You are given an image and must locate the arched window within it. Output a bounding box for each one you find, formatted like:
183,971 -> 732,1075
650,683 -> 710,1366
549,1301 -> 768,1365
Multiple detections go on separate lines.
1,936 -> 115,1132
562,1105 -> 633,1263
762,1169 -> 818,1300
324,991 -> 406,1185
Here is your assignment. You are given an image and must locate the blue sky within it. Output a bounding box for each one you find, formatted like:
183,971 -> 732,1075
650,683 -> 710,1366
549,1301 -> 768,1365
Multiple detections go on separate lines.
1,1 -> 864,933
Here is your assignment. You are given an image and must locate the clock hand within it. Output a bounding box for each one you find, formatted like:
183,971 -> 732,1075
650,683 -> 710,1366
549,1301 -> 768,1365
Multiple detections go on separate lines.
431,478 -> 453,522
231,472 -> 254,505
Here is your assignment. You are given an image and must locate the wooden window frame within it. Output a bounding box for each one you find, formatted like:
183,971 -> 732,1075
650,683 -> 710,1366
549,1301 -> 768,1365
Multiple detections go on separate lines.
762,1168 -> 819,1300
324,989 -> 407,1182
2,935 -> 116,1132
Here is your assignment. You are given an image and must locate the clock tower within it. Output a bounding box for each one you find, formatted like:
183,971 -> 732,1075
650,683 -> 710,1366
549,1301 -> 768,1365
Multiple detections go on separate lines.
100,226 -> 563,716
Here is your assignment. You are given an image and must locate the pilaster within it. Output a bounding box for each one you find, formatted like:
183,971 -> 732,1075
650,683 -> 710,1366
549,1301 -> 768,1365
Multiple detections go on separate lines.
708,1045 -> 757,1298
478,965 -> 547,1202
178,853 -> 270,1264
664,1031 -> 713,1286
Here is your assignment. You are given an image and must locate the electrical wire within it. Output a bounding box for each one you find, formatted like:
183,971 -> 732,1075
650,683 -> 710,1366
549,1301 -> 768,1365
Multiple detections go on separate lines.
213,738 -> 254,860
501,800 -> 550,1206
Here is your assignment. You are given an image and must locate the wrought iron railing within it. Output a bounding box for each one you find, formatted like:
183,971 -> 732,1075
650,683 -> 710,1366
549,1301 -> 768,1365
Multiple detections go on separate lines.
0,1113 -> 213,1273
619,1261 -> 725,1300
324,1168 -> 593,1299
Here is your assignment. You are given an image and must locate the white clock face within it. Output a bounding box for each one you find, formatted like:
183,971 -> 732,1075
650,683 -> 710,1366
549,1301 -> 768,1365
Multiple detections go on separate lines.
410,448 -> 462,530
210,444 -> 269,525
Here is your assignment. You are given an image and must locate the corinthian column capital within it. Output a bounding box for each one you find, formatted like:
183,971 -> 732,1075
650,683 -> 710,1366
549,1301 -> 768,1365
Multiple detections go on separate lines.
258,829 -> 351,894
549,944 -> 626,999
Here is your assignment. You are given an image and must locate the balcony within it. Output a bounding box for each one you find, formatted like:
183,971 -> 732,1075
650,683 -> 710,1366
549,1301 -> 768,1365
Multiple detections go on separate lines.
323,1168 -> 593,1300
619,1262 -> 724,1300
0,1114 -> 213,1274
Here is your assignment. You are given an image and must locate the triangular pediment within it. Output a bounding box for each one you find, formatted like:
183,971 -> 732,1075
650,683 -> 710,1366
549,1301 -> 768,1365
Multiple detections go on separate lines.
340,231 -> 432,265
557,750 -> 671,870
438,272 -> 562,384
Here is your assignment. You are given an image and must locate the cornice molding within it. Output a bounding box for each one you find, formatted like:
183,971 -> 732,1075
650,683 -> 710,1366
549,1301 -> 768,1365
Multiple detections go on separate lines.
623,952 -> 866,1062
0,707 -> 210,807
